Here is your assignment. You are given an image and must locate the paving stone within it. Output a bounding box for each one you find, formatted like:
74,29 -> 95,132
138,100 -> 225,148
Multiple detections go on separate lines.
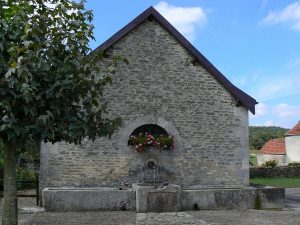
16,210 -> 300,225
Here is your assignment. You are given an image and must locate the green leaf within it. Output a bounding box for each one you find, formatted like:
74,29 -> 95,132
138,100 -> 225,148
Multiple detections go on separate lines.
0,0 -> 124,147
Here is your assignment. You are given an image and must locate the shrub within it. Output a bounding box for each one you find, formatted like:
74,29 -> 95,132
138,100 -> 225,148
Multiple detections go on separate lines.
16,166 -> 37,189
288,162 -> 300,168
261,160 -> 278,168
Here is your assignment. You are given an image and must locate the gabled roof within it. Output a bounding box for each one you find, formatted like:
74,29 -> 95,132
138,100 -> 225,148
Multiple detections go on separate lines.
93,6 -> 257,114
286,121 -> 300,136
260,138 -> 286,155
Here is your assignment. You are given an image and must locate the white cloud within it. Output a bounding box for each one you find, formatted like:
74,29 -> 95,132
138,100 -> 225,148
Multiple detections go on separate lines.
251,102 -> 268,118
250,102 -> 300,128
155,1 -> 207,41
260,1 -> 300,30
233,70 -> 262,87
264,120 -> 276,126
252,73 -> 300,101
273,103 -> 300,118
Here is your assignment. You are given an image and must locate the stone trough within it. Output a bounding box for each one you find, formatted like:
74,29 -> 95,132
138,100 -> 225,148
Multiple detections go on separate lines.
42,185 -> 285,212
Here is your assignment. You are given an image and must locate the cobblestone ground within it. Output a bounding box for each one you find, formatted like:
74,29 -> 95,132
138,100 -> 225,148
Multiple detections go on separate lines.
136,212 -> 209,225
23,211 -> 136,225
189,210 -> 300,225
20,209 -> 300,225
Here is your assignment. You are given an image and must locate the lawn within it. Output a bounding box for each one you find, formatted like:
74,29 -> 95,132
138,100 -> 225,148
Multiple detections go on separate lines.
250,177 -> 300,188
249,155 -> 257,167
249,150 -> 259,167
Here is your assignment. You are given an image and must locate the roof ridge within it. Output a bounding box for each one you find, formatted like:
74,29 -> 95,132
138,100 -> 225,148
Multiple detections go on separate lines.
286,120 -> 300,136
92,6 -> 257,114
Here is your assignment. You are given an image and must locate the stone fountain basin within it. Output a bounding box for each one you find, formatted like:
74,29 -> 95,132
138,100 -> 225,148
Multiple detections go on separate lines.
132,183 -> 181,212
42,185 -> 284,212
42,187 -> 136,211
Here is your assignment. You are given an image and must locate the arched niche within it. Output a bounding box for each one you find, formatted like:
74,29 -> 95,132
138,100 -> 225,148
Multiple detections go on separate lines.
128,124 -> 168,142
118,116 -> 182,154
129,124 -> 168,136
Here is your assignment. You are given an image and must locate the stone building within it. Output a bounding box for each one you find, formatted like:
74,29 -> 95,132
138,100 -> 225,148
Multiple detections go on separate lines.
257,121 -> 300,166
257,138 -> 286,166
40,7 -> 263,212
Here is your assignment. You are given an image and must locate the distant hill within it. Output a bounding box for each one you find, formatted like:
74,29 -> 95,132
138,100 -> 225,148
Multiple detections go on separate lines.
249,126 -> 289,150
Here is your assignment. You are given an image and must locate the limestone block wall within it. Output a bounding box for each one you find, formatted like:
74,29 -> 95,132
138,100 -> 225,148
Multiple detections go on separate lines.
285,136 -> 300,163
40,18 -> 249,190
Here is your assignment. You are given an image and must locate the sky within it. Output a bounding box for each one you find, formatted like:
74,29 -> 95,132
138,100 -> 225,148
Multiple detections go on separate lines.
85,0 -> 300,129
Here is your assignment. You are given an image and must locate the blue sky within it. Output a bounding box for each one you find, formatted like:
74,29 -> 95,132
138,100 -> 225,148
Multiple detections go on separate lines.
86,0 -> 300,129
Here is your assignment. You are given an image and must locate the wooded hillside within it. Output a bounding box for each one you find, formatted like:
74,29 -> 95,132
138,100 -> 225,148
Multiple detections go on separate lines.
249,126 -> 289,150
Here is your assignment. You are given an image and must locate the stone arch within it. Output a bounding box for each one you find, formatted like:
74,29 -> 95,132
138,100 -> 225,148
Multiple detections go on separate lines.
118,116 -> 182,154
129,124 -> 168,137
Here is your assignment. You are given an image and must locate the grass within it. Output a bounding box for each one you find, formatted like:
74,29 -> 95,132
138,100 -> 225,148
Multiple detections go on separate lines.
249,155 -> 257,167
249,149 -> 259,167
250,150 -> 260,155
250,177 -> 300,188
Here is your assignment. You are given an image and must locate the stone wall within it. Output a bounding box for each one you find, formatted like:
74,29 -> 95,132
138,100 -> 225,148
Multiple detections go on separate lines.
256,154 -> 287,166
250,167 -> 300,178
40,18 -> 249,190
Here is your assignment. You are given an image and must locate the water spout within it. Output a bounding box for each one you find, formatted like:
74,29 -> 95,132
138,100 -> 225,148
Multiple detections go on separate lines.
142,159 -> 162,186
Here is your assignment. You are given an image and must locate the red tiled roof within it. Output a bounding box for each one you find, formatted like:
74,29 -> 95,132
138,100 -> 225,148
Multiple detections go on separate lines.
286,121 -> 300,136
260,138 -> 286,155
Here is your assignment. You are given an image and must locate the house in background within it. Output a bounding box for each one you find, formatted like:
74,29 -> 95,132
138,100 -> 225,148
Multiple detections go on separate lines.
257,121 -> 300,166
257,138 -> 286,166
285,121 -> 300,163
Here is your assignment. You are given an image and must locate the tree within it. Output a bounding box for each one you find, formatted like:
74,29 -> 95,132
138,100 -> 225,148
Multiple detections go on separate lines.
249,126 -> 288,150
0,1 -> 126,224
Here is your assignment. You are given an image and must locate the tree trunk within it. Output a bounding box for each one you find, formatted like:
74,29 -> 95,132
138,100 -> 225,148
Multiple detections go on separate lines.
2,142 -> 17,225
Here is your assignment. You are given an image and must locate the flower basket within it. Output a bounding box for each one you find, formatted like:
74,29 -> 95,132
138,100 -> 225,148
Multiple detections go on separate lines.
128,133 -> 174,152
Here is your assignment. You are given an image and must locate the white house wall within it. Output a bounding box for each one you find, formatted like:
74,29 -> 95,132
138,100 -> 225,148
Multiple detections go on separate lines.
285,136 -> 300,163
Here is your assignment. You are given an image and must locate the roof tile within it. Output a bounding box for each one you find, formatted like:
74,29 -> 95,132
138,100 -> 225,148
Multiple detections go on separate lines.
286,121 -> 300,136
260,138 -> 286,155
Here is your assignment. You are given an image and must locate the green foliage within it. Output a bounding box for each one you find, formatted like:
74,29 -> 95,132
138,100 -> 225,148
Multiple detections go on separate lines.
288,162 -> 300,168
249,154 -> 257,167
0,0 -> 126,147
261,160 -> 278,168
16,166 -> 36,181
16,166 -> 36,189
18,140 -> 40,163
250,177 -> 300,188
249,126 -> 288,150
0,2 -> 126,222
